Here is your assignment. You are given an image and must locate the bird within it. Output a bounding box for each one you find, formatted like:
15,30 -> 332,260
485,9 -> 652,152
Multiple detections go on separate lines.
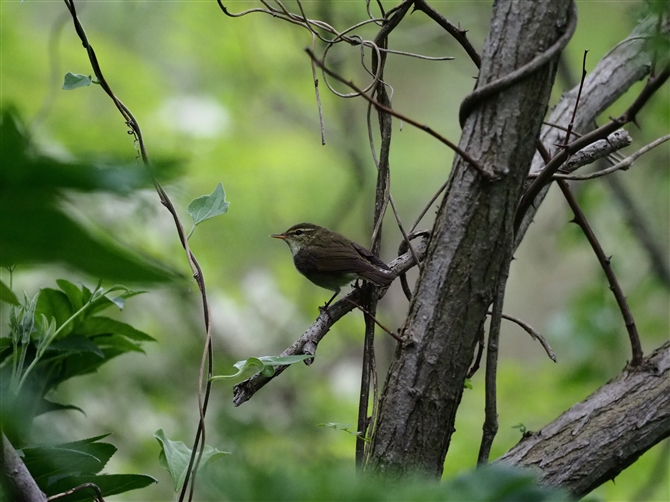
271,223 -> 396,308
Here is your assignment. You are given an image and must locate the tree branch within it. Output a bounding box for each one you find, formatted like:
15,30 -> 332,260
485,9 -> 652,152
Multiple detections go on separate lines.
232,233 -> 429,406
412,0 -> 482,68
526,129 -> 632,179
514,14 -> 667,243
1,433 -> 47,502
304,49 -> 495,180
550,133 -> 669,181
497,341 -> 670,499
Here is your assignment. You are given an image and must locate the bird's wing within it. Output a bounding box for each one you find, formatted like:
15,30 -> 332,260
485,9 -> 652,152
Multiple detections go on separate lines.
312,240 -> 395,286
351,241 -> 391,270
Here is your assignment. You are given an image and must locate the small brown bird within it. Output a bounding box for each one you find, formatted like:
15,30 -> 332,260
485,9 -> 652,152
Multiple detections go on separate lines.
271,223 -> 395,308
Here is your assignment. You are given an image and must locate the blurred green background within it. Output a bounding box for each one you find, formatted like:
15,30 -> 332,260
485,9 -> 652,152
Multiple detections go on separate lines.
1,0 -> 668,500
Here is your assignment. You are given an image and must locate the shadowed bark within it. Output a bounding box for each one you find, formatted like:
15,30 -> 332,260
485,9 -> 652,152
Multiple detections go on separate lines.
367,0 -> 574,477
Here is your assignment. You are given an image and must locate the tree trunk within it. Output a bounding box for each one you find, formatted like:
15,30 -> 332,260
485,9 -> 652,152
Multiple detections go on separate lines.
367,0 -> 574,477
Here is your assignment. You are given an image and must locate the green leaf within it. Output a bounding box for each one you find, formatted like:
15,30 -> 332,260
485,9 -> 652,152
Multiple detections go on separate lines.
56,279 -> 85,311
154,429 -> 229,492
62,72 -> 93,90
22,447 -> 103,484
78,317 -> 155,342
88,290 -> 143,316
22,436 -> 117,485
0,280 -> 19,305
45,474 -> 156,500
258,355 -> 314,366
95,334 -> 146,354
187,182 -> 229,236
36,288 -> 73,336
40,336 -> 145,387
512,423 -> 528,435
210,354 -> 313,381
444,464 -> 571,501
35,398 -> 85,417
48,335 -> 105,359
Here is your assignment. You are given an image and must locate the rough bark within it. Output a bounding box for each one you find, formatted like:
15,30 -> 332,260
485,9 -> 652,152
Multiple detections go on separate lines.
498,342 -> 670,499
367,0 -> 573,477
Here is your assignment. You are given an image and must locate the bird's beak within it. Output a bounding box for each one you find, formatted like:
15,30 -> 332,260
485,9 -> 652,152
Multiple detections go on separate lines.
271,233 -> 286,240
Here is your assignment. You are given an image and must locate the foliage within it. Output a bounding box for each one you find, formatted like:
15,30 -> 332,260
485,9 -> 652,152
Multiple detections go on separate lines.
154,429 -> 229,493
1,1 -> 668,501
211,354 -> 314,380
0,110 -> 180,283
19,434 -> 156,500
62,72 -> 95,90
198,461 -> 574,501
187,182 -> 230,239
0,278 -> 157,499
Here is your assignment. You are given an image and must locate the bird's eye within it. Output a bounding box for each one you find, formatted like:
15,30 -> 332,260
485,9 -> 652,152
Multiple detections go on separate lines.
294,230 -> 303,236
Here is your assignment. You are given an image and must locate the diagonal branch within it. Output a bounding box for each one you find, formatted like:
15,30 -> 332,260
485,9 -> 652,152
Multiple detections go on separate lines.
549,133 -> 670,181
413,0 -> 481,68
497,341 -> 670,499
515,64 -> 670,233
232,233 -> 429,407
557,180 -> 643,366
514,14 -> 669,244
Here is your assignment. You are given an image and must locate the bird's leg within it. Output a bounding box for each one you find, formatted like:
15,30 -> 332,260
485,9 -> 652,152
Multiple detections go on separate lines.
319,290 -> 340,320
323,290 -> 339,309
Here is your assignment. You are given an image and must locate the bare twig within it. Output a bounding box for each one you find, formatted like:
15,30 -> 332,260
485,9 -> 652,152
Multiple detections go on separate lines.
342,296 -> 402,343
477,251 -> 511,465
358,292 -> 378,469
305,49 -> 495,181
413,0 -> 482,68
491,312 -> 557,362
409,179 -> 447,233
548,48 -> 643,367
308,33 -> 326,145
358,2 -> 413,468
563,50 -> 589,144
558,180 -> 643,366
47,483 -> 104,502
466,324 -> 486,379
396,230 -> 430,301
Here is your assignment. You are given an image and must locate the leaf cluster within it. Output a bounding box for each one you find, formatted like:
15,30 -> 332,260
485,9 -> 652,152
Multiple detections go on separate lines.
0,279 -> 152,441
0,278 -> 155,500
19,434 -> 156,501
